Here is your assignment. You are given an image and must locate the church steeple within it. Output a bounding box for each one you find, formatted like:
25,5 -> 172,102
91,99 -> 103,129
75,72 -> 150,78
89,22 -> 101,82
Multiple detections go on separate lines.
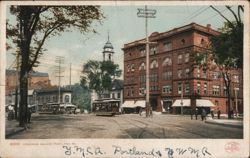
103,32 -> 114,61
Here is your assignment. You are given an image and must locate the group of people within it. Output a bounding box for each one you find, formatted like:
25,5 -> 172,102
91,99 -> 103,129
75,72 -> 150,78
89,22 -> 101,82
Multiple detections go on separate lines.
191,108 -> 221,121
139,107 -> 153,117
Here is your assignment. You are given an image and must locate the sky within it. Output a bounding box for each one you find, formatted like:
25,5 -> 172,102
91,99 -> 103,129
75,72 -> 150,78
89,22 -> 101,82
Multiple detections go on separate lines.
6,5 -> 241,86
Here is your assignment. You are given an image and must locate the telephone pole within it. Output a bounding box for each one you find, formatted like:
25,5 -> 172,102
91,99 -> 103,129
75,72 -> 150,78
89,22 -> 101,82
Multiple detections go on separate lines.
137,6 -> 156,117
69,63 -> 72,90
55,56 -> 64,104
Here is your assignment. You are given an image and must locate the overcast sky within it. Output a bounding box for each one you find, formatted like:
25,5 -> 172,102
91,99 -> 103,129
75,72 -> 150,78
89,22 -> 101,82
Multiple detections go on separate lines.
6,5 -> 241,86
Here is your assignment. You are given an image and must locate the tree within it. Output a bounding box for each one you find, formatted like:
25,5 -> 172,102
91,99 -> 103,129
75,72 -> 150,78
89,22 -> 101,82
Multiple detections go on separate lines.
196,5 -> 243,119
80,60 -> 121,98
7,6 -> 104,127
64,84 -> 91,112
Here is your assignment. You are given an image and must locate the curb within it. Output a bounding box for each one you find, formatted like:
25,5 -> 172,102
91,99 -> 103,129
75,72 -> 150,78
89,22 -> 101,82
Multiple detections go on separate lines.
6,127 -> 26,138
205,120 -> 243,129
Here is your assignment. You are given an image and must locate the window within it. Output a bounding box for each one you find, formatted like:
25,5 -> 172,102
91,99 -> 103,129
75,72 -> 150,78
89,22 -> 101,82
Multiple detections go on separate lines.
185,83 -> 190,94
204,83 -> 207,94
162,57 -> 172,66
139,62 -> 145,71
150,60 -> 158,69
108,54 -> 111,60
177,54 -> 183,64
197,68 -> 200,78
150,86 -> 159,91
65,95 -> 70,103
127,65 -> 130,72
213,72 -> 220,79
234,87 -> 240,97
150,73 -> 158,82
212,85 -> 220,95
185,68 -> 190,78
131,64 -> 135,72
163,71 -> 172,80
131,88 -> 134,97
162,85 -> 172,94
164,42 -> 172,51
140,75 -> 146,83
139,87 -> 145,96
185,53 -> 189,63
112,93 -> 115,98
203,70 -> 207,78
140,48 -> 146,56
177,69 -> 183,78
178,82 -> 182,94
234,75 -> 239,83
150,46 -> 157,55
117,93 -> 121,98
197,82 -> 201,94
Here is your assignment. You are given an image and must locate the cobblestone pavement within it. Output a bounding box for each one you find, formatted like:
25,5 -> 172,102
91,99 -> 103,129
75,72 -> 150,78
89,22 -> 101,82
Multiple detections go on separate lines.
7,113 -> 243,139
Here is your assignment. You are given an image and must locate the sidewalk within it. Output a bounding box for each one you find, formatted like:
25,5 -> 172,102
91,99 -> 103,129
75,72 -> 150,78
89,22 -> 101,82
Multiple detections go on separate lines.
205,117 -> 243,128
5,119 -> 25,138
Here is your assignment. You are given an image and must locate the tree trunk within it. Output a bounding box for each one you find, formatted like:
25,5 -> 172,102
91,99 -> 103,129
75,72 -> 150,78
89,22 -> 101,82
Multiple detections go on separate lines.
227,82 -> 232,119
19,7 -> 31,127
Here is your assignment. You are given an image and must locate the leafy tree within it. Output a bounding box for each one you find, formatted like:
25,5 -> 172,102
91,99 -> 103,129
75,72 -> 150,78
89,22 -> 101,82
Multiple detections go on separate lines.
80,60 -> 121,98
7,6 -> 104,126
64,84 -> 91,112
196,5 -> 243,119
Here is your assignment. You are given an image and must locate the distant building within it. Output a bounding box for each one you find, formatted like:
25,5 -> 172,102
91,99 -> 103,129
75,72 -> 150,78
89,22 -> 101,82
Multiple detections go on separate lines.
5,70 -> 52,106
122,23 -> 243,115
5,70 -> 51,96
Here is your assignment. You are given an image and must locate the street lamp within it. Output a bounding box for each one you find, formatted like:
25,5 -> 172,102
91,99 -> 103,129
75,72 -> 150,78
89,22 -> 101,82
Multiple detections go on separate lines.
137,6 -> 156,117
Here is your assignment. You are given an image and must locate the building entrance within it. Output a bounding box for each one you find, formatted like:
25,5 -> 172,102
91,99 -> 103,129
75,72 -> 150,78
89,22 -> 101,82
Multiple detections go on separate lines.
150,98 -> 158,111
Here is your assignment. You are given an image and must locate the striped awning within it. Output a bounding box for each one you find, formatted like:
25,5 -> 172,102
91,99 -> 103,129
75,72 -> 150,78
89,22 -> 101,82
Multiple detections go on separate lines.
196,99 -> 215,107
172,99 -> 191,107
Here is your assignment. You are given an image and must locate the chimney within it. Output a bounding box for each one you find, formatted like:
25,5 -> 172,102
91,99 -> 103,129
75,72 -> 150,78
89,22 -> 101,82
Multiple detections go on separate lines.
207,24 -> 211,32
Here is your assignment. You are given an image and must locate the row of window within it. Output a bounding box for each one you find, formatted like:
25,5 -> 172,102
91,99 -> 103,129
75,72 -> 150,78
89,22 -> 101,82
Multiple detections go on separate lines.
126,54 -> 189,72
125,84 -> 240,97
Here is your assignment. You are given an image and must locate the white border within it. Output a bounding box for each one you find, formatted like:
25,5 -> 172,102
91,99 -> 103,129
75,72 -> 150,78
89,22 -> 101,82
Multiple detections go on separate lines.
0,1 -> 249,158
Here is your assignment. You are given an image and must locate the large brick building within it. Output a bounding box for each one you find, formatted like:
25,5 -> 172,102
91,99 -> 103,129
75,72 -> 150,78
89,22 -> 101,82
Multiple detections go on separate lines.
122,23 -> 243,115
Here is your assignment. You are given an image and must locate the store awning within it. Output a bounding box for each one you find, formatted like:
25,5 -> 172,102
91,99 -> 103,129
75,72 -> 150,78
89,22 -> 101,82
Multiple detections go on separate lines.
196,99 -> 215,107
122,101 -> 136,108
172,99 -> 191,107
134,100 -> 146,108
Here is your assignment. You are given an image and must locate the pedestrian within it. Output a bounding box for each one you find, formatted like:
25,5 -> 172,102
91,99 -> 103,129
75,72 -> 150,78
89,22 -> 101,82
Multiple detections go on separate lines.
195,108 -> 198,120
150,107 -> 153,118
191,109 -> 194,120
27,108 -> 32,123
217,109 -> 221,119
201,108 -> 206,121
211,109 -> 214,119
139,107 -> 142,116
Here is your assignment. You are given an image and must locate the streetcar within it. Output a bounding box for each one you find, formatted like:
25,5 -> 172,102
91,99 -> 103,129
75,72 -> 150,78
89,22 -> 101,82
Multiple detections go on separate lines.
92,99 -> 121,116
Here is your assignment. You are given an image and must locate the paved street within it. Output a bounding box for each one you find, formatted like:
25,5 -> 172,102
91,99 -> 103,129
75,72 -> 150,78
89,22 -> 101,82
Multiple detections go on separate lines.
7,113 -> 243,139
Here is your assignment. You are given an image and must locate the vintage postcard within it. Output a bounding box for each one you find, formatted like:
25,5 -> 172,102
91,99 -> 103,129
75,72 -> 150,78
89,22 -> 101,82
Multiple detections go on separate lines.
0,0 -> 249,158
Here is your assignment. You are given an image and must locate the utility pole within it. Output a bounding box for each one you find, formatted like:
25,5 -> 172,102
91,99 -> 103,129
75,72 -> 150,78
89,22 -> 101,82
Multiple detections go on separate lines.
55,56 -> 64,104
181,82 -> 184,115
137,6 -> 156,117
69,63 -> 72,90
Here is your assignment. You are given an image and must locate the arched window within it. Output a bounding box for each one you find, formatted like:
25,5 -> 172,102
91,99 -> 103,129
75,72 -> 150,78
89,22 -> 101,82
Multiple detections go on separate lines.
139,62 -> 145,70
150,60 -> 158,69
162,57 -> 172,66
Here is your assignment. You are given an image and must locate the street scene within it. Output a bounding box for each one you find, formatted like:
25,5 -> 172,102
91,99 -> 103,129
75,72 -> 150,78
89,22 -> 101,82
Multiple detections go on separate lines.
4,4 -> 244,140
7,113 -> 243,139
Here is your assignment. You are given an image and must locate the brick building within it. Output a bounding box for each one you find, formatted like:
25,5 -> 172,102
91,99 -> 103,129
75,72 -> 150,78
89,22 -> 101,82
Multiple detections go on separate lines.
5,69 -> 51,96
122,23 -> 243,115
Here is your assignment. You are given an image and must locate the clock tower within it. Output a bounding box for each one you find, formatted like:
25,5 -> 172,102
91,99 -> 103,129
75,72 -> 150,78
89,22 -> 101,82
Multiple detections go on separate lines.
103,34 -> 114,61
